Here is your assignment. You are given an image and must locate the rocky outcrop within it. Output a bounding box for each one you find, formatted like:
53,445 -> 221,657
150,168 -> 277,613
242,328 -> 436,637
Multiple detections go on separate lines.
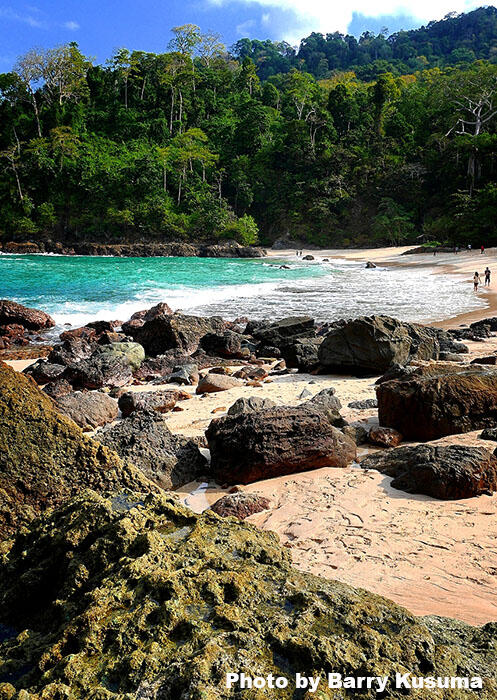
348,398 -> 378,409
55,391 -> 118,430
209,492 -> 271,519
318,315 -> 465,374
130,312 -> 225,356
0,299 -> 55,330
207,406 -> 356,484
376,363 -> 497,440
227,396 -> 276,416
0,491 -> 494,699
361,444 -> 497,499
0,362 -> 151,538
197,373 -> 243,394
95,411 -> 207,489
0,239 -> 267,258
118,389 -> 180,417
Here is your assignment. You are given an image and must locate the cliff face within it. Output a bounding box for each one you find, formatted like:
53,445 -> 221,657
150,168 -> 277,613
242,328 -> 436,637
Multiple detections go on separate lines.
0,490 -> 495,699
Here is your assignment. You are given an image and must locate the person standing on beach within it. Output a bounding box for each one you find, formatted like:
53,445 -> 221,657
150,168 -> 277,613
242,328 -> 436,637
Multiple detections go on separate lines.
485,267 -> 491,286
468,244 -> 472,252
474,271 -> 481,291
481,244 -> 485,254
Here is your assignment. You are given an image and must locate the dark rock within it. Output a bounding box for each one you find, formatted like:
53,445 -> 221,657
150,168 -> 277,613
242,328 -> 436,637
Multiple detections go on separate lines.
86,319 -> 120,334
303,387 -> 345,426
207,406 -> 356,484
280,337 -> 322,371
0,362 -> 152,539
377,363 -> 497,440
365,261 -> 377,268
66,353 -> 133,390
24,360 -> 66,384
95,411 -> 208,489
319,315 -> 460,374
209,492 -> 271,519
131,312 -> 225,356
479,427 -> 497,441
200,330 -> 250,359
118,389 -> 179,417
48,337 -> 95,366
0,299 -> 55,330
368,426 -> 403,448
251,316 -> 315,349
167,363 -> 199,385
55,391 -> 119,430
471,355 -> 497,365
42,379 -> 73,399
227,396 -> 276,416
361,444 -> 497,499
196,373 -> 243,394
348,398 -> 378,409
303,254 -> 315,260
97,330 -> 127,344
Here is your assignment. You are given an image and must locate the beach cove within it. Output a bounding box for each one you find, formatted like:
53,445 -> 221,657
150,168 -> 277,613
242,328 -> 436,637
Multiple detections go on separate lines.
3,245 -> 497,629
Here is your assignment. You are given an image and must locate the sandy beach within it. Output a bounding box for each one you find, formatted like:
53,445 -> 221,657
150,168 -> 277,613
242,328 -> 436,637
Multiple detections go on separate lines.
5,245 -> 497,627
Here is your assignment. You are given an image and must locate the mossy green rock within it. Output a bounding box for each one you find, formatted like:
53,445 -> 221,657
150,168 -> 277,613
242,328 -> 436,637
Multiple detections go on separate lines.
94,343 -> 145,371
0,362 -> 153,538
0,490 -> 495,699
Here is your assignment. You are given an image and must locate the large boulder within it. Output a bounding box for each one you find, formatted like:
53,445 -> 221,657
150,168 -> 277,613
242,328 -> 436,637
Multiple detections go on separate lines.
92,341 -> 145,371
0,362 -> 152,539
121,302 -> 173,335
377,363 -> 497,440
280,337 -> 322,371
200,330 -> 250,359
0,299 -> 55,330
66,353 -> 133,390
0,491 -> 494,699
118,389 -> 179,417
361,444 -> 497,500
206,406 -> 356,484
131,312 -> 225,356
251,316 -> 315,349
55,391 -> 119,430
318,315 -> 462,374
95,411 -> 208,489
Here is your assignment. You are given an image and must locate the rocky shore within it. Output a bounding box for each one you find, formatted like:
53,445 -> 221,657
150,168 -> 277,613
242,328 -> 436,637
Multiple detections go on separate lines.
0,239 -> 267,258
1,295 -> 497,697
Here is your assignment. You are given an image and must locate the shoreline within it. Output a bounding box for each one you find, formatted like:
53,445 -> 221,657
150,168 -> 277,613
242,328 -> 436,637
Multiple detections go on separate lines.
268,245 -> 497,328
4,245 -> 497,627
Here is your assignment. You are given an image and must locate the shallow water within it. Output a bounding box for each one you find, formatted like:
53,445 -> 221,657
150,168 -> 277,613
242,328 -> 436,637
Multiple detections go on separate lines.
0,253 -> 486,328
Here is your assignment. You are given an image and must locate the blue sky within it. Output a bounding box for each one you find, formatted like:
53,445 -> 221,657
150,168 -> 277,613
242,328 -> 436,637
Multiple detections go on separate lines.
0,0 -> 492,70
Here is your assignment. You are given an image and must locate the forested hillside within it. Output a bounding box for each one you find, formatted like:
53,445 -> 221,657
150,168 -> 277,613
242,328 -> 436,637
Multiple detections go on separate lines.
2,8 -> 497,248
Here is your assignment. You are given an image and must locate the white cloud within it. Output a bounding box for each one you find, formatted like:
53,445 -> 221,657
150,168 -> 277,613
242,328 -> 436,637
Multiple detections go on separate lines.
261,11 -> 271,24
63,20 -> 80,31
207,0 -> 493,42
236,18 -> 256,35
0,6 -> 47,28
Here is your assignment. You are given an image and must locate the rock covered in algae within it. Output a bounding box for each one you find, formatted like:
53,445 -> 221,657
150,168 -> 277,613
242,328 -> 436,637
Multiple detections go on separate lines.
0,362 -> 154,539
0,490 -> 496,699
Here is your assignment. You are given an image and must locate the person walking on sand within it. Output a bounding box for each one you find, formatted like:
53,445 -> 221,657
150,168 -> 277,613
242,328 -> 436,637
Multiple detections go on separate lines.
468,244 -> 472,252
481,244 -> 485,254
474,271 -> 481,291
485,267 -> 491,286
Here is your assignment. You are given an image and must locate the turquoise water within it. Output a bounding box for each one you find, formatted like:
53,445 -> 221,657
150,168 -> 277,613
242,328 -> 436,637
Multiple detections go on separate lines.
0,253 -> 486,328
